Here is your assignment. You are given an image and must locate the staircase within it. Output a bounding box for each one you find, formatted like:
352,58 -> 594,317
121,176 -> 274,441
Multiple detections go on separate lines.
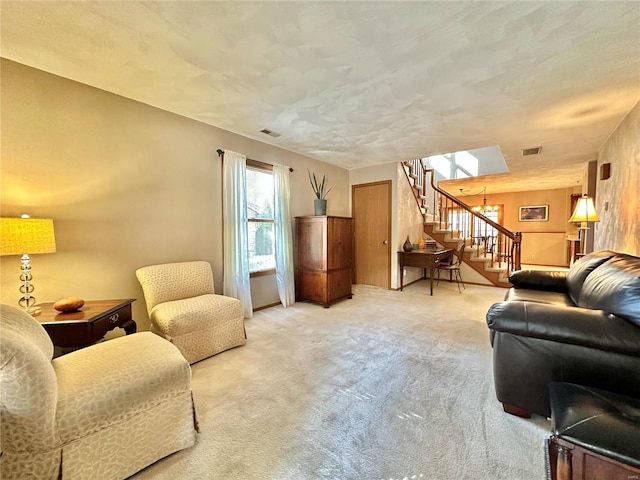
402,159 -> 522,287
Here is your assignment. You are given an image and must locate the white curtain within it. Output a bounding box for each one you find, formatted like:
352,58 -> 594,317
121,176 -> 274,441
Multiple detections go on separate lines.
222,150 -> 253,318
273,164 -> 296,307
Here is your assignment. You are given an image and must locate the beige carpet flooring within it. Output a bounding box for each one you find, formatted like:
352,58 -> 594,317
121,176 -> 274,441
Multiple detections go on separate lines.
131,281 -> 549,480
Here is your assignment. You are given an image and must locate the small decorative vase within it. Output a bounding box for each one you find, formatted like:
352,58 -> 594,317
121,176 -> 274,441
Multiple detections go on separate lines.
403,235 -> 413,252
418,236 -> 425,249
314,199 -> 327,215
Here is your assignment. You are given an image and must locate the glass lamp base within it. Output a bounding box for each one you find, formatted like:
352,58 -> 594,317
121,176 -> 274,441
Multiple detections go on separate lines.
18,253 -> 41,316
25,306 -> 42,316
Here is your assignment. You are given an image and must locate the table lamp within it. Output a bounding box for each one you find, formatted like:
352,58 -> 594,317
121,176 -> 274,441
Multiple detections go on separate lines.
568,194 -> 600,255
1,215 -> 56,315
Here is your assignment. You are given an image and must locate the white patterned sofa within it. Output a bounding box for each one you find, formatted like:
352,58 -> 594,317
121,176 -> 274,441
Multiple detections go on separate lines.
136,261 -> 246,364
0,304 -> 198,480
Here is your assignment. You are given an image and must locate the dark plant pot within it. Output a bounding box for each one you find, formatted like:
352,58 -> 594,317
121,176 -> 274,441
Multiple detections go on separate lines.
314,199 -> 327,215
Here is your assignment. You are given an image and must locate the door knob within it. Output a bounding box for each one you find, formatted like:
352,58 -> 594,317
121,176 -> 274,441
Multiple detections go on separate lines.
382,240 -> 388,244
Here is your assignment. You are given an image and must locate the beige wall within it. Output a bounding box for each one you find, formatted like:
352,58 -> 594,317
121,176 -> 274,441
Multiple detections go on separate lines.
595,100 -> 640,255
458,187 -> 576,266
0,59 -> 349,330
396,164 -> 427,287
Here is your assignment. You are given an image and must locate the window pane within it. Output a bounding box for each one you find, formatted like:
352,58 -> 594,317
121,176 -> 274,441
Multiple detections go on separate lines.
473,211 -> 498,236
248,221 -> 275,272
246,168 -> 274,220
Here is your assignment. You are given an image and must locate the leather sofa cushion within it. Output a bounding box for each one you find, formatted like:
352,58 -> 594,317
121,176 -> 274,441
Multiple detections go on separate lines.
566,250 -> 616,304
579,254 -> 640,327
504,288 -> 575,307
550,382 -> 640,469
508,270 -> 568,292
486,301 -> 640,356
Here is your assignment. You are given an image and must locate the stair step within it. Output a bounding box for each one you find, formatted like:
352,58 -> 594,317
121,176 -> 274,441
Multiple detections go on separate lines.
485,266 -> 508,273
470,256 -> 492,264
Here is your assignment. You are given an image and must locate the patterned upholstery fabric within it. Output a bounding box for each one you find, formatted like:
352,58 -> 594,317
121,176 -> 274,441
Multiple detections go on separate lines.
0,304 -> 198,480
0,304 -> 60,479
137,261 -> 247,364
136,261 -> 215,314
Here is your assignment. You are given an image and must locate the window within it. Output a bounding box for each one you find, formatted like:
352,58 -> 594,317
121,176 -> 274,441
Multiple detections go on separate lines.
471,207 -> 500,239
447,205 -> 503,250
246,162 -> 275,275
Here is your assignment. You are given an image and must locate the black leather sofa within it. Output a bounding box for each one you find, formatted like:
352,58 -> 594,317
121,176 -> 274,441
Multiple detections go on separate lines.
486,250 -> 640,418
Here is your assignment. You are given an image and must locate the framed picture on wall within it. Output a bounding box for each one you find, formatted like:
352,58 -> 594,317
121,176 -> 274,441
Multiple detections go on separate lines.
519,205 -> 548,222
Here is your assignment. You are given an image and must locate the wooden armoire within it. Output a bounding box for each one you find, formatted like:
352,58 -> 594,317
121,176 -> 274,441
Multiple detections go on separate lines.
294,215 -> 353,308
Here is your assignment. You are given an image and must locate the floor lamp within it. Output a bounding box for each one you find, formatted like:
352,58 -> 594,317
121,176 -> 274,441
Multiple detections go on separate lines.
568,194 -> 600,255
0,215 -> 57,315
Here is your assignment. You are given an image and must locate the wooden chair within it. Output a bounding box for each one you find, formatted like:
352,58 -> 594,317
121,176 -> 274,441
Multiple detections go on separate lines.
436,243 -> 466,293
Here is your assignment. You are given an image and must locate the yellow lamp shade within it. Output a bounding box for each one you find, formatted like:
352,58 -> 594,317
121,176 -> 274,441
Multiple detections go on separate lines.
569,195 -> 600,223
1,217 -> 57,256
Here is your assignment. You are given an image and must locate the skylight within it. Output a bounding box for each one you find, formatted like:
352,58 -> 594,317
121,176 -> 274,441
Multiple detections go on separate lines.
422,145 -> 508,180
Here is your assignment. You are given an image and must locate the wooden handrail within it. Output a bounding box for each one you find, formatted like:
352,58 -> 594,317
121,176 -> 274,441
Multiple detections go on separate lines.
424,167 -> 520,241
401,160 -> 426,213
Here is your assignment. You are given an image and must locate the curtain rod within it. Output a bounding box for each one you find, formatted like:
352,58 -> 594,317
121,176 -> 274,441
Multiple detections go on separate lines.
217,149 -> 293,172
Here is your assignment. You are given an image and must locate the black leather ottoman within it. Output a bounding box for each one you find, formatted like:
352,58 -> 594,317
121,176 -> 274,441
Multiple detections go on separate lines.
548,382 -> 640,480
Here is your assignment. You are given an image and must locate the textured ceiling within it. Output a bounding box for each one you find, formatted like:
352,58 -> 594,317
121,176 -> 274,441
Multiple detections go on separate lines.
2,1 -> 639,193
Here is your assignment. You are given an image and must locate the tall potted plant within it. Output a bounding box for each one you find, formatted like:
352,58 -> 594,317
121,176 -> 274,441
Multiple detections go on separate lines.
308,170 -> 331,215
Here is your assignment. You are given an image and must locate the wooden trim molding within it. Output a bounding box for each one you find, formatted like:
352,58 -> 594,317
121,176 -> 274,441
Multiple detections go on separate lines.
250,268 -> 276,278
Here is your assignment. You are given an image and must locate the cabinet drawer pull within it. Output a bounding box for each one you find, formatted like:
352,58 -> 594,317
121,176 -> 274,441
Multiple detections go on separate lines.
109,313 -> 120,323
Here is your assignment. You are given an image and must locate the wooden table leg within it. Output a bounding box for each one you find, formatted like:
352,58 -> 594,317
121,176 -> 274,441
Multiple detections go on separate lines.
400,266 -> 404,291
429,268 -> 434,295
120,319 -> 137,335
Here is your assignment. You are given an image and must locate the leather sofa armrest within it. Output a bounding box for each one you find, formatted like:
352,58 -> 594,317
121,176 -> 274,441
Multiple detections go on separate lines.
486,301 -> 640,357
508,270 -> 568,292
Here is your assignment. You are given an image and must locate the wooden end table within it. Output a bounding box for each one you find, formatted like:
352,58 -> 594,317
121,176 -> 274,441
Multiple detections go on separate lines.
36,299 -> 136,357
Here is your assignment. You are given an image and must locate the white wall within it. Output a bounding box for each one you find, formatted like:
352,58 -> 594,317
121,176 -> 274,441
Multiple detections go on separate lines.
0,59 -> 350,329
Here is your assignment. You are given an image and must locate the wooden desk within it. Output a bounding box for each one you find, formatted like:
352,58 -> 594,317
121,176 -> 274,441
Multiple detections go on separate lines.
398,248 -> 453,295
36,299 -> 136,356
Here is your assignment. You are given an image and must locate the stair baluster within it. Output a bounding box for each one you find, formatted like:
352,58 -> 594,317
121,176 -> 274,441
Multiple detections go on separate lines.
401,159 -> 522,286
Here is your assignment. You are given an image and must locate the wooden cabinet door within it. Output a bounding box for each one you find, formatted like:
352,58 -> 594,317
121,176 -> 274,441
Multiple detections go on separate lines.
328,269 -> 352,301
295,217 -> 327,271
328,217 -> 353,270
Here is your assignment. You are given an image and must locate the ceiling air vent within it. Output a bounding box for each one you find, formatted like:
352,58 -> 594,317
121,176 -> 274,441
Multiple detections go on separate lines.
522,146 -> 542,156
259,128 -> 281,138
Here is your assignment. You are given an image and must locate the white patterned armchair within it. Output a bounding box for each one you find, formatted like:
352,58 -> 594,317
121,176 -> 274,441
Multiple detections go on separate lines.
0,304 -> 198,480
136,261 -> 246,364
